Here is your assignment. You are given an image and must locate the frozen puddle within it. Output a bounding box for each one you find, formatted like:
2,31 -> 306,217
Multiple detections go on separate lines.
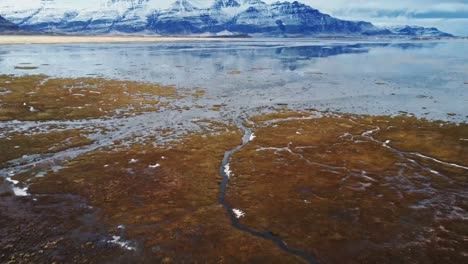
149,163 -> 161,169
108,235 -> 136,251
12,186 -> 29,196
5,173 -> 30,197
224,163 -> 232,178
232,208 -> 245,218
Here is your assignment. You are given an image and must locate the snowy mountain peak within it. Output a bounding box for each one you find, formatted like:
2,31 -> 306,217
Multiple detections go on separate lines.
103,0 -> 149,8
170,0 -> 199,12
213,0 -> 241,9
270,1 -> 318,12
241,0 -> 266,4
0,0 -> 454,37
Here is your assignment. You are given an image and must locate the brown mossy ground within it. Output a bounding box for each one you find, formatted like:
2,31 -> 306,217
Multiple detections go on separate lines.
371,117 -> 468,168
226,113 -> 468,264
14,66 -> 39,70
25,123 -> 299,263
0,180 -> 138,264
249,110 -> 312,122
0,75 -> 180,121
0,129 -> 93,167
226,70 -> 242,75
2,74 -> 467,264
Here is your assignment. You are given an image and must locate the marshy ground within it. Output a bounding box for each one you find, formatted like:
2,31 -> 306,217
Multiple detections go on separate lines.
1,74 -> 467,263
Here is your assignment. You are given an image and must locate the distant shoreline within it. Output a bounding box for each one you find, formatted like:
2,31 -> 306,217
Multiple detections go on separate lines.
0,35 -> 246,45
0,35 -> 464,45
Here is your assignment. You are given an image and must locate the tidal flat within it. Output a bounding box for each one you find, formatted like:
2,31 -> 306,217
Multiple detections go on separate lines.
0,39 -> 467,263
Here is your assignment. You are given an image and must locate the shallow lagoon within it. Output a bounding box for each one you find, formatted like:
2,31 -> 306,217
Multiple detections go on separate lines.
0,39 -> 467,121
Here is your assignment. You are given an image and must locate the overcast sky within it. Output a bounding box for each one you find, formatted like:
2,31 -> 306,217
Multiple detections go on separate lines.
298,0 -> 468,36
2,0 -> 467,35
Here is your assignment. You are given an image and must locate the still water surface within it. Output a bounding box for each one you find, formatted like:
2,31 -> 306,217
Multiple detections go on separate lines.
0,39 -> 466,121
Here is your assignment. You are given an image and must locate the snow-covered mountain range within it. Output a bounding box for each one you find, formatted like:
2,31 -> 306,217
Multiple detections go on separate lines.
0,0 -> 454,37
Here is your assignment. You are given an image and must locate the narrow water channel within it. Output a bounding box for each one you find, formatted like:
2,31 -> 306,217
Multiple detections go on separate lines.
217,119 -> 319,264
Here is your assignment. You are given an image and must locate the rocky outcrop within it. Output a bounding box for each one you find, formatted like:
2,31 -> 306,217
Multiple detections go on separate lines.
0,15 -> 18,31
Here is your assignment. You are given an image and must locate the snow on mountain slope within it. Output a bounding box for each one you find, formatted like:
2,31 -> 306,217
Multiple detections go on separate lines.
0,0 -> 43,25
0,0 -> 454,37
387,26 -> 454,37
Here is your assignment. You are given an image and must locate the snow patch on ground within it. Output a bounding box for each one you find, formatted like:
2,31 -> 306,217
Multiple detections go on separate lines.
5,173 -> 30,196
149,163 -> 161,168
249,133 -> 256,141
232,208 -> 245,218
224,163 -> 232,178
108,235 -> 136,251
12,186 -> 29,196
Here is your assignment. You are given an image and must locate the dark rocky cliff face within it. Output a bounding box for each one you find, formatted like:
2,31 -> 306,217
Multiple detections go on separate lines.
228,1 -> 377,35
0,15 -> 18,31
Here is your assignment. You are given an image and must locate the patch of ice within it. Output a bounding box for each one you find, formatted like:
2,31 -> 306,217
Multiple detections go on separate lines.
12,186 -> 29,196
35,171 -> 46,177
6,176 -> 29,196
6,176 -> 18,185
108,236 -> 136,251
149,163 -> 160,169
412,152 -> 468,170
346,182 -> 372,191
224,163 -> 232,178
362,127 -> 381,137
232,208 -> 245,218
358,170 -> 377,182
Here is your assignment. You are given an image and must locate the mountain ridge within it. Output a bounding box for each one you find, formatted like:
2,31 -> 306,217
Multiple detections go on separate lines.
0,0 -> 454,37
0,15 -> 19,31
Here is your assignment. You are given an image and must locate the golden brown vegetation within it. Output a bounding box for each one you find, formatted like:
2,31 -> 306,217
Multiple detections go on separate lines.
0,75 -> 179,121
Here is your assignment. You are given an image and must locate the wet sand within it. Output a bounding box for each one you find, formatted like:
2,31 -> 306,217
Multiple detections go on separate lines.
0,35 -> 237,45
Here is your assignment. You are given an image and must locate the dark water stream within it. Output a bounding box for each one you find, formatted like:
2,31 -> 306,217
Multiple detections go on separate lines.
218,119 -> 319,263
